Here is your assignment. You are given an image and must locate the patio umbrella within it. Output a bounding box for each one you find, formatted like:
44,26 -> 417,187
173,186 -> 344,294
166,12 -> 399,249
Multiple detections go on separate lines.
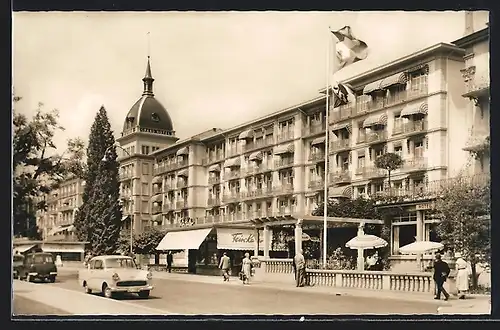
345,234 -> 388,250
398,241 -> 444,255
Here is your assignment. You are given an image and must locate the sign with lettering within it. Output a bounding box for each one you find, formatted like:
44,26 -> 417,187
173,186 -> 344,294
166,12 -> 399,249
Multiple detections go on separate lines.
216,228 -> 272,251
416,202 -> 434,210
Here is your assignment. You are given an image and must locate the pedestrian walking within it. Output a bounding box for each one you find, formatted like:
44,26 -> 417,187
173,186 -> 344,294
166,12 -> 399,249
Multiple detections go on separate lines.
166,251 -> 173,273
432,253 -> 450,301
455,252 -> 470,299
219,252 -> 231,282
293,249 -> 306,287
240,252 -> 252,285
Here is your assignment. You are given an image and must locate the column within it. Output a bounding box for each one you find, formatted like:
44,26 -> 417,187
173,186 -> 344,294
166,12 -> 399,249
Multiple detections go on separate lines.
294,219 -> 303,255
263,225 -> 270,258
253,227 -> 259,257
357,223 -> 365,271
416,210 -> 424,270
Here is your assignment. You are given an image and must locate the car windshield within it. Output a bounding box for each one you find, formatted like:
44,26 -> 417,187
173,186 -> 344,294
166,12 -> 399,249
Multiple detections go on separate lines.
105,258 -> 136,269
33,254 -> 53,263
13,255 -> 24,262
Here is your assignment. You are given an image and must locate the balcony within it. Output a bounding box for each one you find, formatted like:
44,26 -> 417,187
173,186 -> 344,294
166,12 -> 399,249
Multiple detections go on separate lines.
245,187 -> 273,199
352,87 -> 429,116
119,172 -> 133,180
252,210 -> 271,219
275,158 -> 294,170
226,170 -> 241,180
329,170 -> 351,184
308,152 -> 325,162
393,120 -> 428,136
204,215 -> 222,223
274,183 -> 294,195
329,106 -> 353,123
303,122 -> 326,136
207,197 -> 221,207
367,130 -> 388,145
356,135 -> 366,144
203,152 -> 225,165
223,213 -> 242,222
227,147 -> 239,157
175,200 -> 188,209
358,167 -> 386,180
402,157 -> 427,172
277,131 -> 294,143
308,179 -> 324,191
177,180 -> 187,188
330,139 -> 351,153
275,206 -> 296,217
164,184 -> 175,191
223,192 -> 241,203
208,176 -> 220,185
461,66 -> 489,100
243,139 -> 269,152
162,203 -> 174,212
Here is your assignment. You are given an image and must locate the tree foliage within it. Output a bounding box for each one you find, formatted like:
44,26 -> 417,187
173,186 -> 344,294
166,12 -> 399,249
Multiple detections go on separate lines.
13,97 -> 80,238
74,106 -> 122,255
374,152 -> 404,187
132,227 -> 167,255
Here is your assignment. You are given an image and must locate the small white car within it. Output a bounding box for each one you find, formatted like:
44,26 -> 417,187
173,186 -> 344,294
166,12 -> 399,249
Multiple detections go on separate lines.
78,255 -> 153,299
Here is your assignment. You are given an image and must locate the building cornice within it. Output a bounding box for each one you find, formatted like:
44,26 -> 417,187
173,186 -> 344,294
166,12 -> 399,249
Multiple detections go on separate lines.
452,27 -> 489,48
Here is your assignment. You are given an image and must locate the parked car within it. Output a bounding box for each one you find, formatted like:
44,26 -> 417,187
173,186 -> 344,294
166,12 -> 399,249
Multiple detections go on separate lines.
19,252 -> 58,283
78,255 -> 154,299
13,254 -> 25,279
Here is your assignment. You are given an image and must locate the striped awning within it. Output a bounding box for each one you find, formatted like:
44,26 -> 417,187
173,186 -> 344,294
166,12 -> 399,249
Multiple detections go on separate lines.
400,102 -> 428,117
363,113 -> 388,128
249,151 -> 263,161
152,194 -> 163,203
177,169 -> 189,177
331,122 -> 352,133
208,164 -> 221,172
152,176 -> 163,184
311,136 -> 326,146
329,185 -> 353,198
379,72 -> 408,89
363,80 -> 383,94
274,143 -> 295,155
224,157 -> 241,168
238,130 -> 254,140
152,214 -> 163,223
176,147 -> 189,156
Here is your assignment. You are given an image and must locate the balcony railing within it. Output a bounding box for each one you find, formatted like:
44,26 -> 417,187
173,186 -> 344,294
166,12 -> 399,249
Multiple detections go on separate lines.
154,159 -> 189,175
462,67 -> 489,97
252,210 -> 272,219
308,179 -> 324,190
203,152 -> 225,165
207,197 -> 221,207
356,135 -> 366,144
227,147 -> 239,157
402,157 -> 427,171
303,122 -> 326,136
329,170 -> 351,184
308,152 -> 325,162
358,167 -> 386,179
367,131 -> 388,144
274,183 -> 294,194
275,206 -> 296,216
393,120 -> 428,135
277,131 -> 294,142
244,187 -> 273,199
162,203 -> 174,212
177,180 -> 187,188
175,200 -> 188,209
329,106 -> 353,123
164,184 -> 175,191
119,172 -> 133,180
208,176 -> 220,185
275,158 -> 294,169
223,213 -> 242,222
330,139 -> 351,152
243,139 -> 269,152
226,170 -> 241,180
204,215 -> 222,223
223,192 -> 241,203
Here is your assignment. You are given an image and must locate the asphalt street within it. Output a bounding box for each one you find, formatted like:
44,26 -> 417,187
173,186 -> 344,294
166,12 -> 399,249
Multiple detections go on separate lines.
13,295 -> 70,316
44,272 -> 440,314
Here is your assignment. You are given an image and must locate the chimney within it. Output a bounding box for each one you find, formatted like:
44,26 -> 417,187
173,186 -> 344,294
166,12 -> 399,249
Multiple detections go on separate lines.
465,11 -> 474,36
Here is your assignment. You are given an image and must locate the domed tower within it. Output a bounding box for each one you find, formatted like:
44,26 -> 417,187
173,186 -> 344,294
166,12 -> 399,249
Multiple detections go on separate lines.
116,57 -> 178,236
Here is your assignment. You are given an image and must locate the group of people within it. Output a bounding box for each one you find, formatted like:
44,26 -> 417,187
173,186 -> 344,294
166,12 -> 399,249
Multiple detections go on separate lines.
218,252 -> 253,285
430,252 -> 470,300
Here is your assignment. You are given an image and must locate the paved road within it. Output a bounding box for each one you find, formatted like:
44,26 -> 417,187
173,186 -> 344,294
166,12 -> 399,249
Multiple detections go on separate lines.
48,273 -> 439,314
13,295 -> 70,316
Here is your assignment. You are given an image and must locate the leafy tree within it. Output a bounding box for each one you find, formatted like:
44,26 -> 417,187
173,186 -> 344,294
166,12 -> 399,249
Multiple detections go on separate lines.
132,227 -> 167,255
74,106 -> 122,255
374,152 -> 404,192
435,175 -> 490,288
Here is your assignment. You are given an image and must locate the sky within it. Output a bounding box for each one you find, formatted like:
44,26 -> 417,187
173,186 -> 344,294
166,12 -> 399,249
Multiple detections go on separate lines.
13,11 -> 488,152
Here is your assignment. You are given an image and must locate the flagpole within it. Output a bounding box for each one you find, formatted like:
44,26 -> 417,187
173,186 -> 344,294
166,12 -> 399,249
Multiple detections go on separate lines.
322,27 -> 331,268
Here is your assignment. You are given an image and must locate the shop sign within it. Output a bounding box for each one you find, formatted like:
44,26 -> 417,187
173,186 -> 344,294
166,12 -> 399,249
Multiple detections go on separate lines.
416,202 -> 434,210
216,228 -> 272,251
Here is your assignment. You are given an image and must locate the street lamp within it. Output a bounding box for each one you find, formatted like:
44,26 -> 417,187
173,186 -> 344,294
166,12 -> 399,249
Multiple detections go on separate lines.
101,144 -> 134,254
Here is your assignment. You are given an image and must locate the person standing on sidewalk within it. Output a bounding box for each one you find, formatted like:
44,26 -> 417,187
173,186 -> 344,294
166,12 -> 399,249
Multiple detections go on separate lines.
432,253 -> 450,301
294,249 -> 306,287
455,252 -> 470,299
219,252 -> 231,282
241,253 -> 252,285
166,251 -> 173,273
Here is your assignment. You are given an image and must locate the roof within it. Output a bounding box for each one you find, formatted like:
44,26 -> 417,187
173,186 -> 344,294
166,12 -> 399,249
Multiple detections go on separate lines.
452,27 -> 489,48
90,255 -> 133,260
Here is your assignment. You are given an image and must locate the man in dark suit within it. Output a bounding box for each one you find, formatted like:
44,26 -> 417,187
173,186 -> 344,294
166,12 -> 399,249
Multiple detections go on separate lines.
433,253 -> 450,301
166,251 -> 173,273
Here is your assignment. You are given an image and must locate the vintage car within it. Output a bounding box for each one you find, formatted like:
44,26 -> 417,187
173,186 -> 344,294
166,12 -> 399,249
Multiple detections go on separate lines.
78,255 -> 153,299
13,254 -> 25,279
18,252 -> 58,282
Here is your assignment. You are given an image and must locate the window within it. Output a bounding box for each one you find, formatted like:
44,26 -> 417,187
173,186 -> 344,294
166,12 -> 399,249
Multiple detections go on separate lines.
356,95 -> 370,113
357,186 -> 366,197
373,182 -> 384,193
142,182 -> 149,195
394,144 -> 403,158
357,121 -> 366,142
357,155 -> 365,169
142,201 -> 149,212
141,145 -> 150,155
34,254 -> 53,263
387,84 -> 407,104
142,163 -> 150,175
152,146 -> 160,152
339,154 -> 349,171
414,139 -> 424,158
409,70 -> 428,96
94,260 -> 103,270
105,257 -> 136,269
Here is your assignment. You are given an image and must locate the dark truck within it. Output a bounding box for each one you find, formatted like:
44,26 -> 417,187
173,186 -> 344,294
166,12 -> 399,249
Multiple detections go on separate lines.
13,254 -> 24,279
19,252 -> 58,283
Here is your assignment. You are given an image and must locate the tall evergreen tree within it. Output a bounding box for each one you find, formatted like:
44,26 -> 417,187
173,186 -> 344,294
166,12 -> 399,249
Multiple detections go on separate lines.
74,106 -> 122,254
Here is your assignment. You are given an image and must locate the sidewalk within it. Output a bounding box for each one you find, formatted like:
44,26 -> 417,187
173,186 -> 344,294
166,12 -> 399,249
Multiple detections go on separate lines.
151,271 -> 491,314
13,280 -> 171,315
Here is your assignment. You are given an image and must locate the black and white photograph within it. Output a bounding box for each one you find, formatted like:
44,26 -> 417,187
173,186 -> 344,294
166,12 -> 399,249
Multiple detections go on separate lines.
12,10 -> 491,317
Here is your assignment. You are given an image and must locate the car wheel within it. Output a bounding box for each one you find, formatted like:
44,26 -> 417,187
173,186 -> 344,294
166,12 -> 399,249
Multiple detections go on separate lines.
48,276 -> 56,283
138,290 -> 150,299
84,282 -> 92,294
102,284 -> 113,299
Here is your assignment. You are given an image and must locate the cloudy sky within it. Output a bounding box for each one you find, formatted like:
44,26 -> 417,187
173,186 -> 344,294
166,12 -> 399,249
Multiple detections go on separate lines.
13,11 -> 488,151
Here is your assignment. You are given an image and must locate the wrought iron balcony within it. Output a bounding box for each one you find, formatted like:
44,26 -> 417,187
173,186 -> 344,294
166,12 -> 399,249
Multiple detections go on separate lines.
223,192 -> 241,203
461,66 -> 489,101
274,183 -> 294,194
226,170 -> 241,180
277,131 -> 294,142
329,170 -> 352,184
402,157 -> 427,172
177,180 -> 187,188
204,215 -> 222,223
119,172 -> 133,180
275,158 -> 294,169
308,152 -> 325,162
358,167 -> 386,179
329,106 -> 353,123
367,131 -> 388,144
330,139 -> 351,152
207,197 -> 221,207
303,122 -> 326,136
308,179 -> 324,190
208,176 -> 221,185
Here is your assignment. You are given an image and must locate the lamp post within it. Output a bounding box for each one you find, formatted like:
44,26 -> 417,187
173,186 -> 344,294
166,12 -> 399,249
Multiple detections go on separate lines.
101,144 -> 133,254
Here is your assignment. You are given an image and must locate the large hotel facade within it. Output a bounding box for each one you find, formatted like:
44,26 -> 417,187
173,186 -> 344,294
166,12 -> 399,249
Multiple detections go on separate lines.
36,17 -> 489,270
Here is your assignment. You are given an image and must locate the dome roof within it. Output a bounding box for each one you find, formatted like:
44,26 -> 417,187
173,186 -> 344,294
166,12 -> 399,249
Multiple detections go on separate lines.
124,95 -> 174,132
122,57 -> 175,134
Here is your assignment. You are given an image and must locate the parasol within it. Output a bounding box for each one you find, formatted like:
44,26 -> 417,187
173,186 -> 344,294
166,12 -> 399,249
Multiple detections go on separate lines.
345,234 -> 388,250
398,241 -> 444,255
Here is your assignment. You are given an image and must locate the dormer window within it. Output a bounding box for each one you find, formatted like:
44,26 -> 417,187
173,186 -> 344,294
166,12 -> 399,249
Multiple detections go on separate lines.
151,113 -> 160,122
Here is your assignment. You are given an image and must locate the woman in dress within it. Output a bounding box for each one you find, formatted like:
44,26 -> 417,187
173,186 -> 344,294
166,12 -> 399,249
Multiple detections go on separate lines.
455,252 -> 470,299
241,252 -> 252,285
